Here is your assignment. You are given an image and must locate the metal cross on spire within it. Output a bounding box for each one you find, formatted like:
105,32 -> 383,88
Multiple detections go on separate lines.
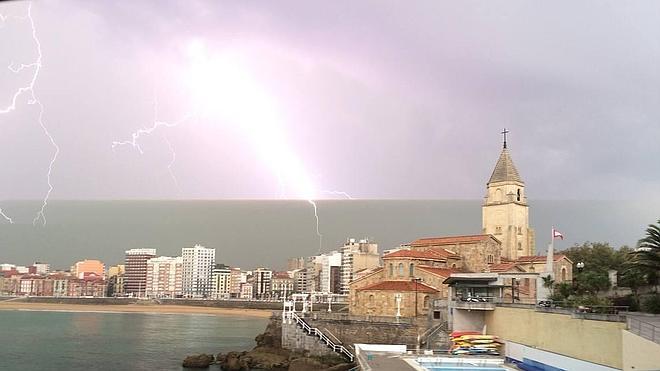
501,128 -> 509,149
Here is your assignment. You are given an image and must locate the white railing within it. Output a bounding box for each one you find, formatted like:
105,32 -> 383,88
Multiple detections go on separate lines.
287,311 -> 354,363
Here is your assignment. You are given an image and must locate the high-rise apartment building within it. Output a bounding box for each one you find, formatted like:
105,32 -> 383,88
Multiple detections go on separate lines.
340,238 -> 379,295
319,251 -> 342,294
253,267 -> 272,299
229,267 -> 242,298
182,244 -> 215,298
124,248 -> 157,296
145,256 -> 183,298
212,264 -> 231,299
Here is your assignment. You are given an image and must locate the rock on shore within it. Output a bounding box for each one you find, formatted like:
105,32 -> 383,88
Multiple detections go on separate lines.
184,316 -> 355,370
182,353 -> 214,368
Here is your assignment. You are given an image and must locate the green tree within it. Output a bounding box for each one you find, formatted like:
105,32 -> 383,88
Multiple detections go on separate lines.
630,219 -> 660,278
542,275 -> 555,295
576,271 -> 610,295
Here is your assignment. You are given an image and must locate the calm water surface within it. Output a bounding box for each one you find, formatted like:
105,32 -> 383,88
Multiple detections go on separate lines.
0,310 -> 268,371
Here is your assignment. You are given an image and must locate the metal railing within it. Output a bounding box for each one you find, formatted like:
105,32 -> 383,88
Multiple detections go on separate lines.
287,311 -> 354,362
628,315 -> 660,345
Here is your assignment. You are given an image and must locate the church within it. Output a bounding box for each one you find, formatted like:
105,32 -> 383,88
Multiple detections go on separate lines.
349,134 -> 572,318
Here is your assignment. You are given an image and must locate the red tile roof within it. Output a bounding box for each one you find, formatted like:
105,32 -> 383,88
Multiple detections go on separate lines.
417,266 -> 461,277
488,262 -> 522,272
410,234 -> 497,247
357,280 -> 439,293
383,249 -> 447,260
516,254 -> 571,263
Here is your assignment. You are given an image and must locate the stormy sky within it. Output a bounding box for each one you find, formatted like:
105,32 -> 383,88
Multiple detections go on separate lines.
1,0 -> 659,206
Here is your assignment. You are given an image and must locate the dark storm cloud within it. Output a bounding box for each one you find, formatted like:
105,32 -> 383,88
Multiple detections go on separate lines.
0,0 -> 659,206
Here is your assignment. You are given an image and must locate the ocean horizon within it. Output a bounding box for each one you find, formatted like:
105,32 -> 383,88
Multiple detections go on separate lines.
0,199 -> 657,270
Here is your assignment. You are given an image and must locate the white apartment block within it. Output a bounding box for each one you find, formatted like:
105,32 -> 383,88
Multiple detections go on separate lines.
182,245 -> 215,298
145,256 -> 183,298
212,264 -> 231,299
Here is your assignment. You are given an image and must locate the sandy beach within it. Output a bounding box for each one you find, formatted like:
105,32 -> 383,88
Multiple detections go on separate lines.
0,301 -> 273,318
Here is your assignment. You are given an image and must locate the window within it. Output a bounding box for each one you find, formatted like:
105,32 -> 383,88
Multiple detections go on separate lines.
409,263 -> 414,277
561,267 -> 567,282
423,295 -> 430,308
389,263 -> 393,278
398,263 -> 404,277
518,242 -> 522,250
451,263 -> 457,268
369,295 -> 374,304
487,255 -> 494,264
517,188 -> 521,202
495,226 -> 502,234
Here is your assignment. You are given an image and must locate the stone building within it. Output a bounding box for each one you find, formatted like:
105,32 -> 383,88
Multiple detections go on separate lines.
514,254 -> 573,283
482,142 -> 535,260
348,136 -> 541,317
408,235 -> 502,273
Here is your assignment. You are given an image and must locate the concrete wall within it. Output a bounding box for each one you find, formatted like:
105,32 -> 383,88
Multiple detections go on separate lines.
304,316 -> 421,349
485,307 -> 625,369
281,321 -> 336,357
453,309 -> 486,332
622,330 -> 660,371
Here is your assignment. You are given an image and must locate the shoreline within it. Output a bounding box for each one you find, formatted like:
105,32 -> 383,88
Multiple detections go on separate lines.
0,301 -> 273,318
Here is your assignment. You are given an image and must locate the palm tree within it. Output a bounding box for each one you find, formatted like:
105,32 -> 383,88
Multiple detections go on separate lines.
628,219 -> 660,292
542,274 -> 555,295
633,219 -> 660,270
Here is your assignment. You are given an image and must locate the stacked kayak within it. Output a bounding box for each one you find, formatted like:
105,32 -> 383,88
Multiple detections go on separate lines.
449,332 -> 502,356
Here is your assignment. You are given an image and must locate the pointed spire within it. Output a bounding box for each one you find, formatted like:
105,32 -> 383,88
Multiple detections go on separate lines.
488,147 -> 522,184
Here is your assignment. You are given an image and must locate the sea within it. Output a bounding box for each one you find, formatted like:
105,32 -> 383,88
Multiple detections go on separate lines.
0,200 -> 657,270
0,309 -> 268,371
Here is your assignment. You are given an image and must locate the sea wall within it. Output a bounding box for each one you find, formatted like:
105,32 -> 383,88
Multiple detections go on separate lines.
485,306 -> 625,369
17,297 -> 347,311
302,314 -> 421,349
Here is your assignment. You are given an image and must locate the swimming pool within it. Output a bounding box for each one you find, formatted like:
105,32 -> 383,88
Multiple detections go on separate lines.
412,356 -> 507,371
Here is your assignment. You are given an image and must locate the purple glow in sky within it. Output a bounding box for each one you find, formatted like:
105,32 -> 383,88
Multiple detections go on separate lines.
1,0 -> 659,209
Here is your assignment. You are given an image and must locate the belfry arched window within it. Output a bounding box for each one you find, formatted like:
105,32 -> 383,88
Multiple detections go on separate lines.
398,263 -> 404,277
409,263 -> 414,277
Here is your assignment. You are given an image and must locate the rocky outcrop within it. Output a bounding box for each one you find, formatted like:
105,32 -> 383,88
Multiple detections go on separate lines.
185,316 -> 355,370
182,353 -> 214,368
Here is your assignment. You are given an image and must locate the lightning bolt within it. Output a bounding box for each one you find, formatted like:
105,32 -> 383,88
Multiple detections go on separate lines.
0,2 -> 59,226
321,190 -> 354,199
162,134 -> 180,192
308,199 -> 323,253
111,93 -> 192,193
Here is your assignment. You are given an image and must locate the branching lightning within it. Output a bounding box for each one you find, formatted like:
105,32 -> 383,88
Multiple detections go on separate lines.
0,2 -> 59,226
162,134 -> 181,192
113,41 -> 353,254
321,190 -> 354,199
111,93 -> 192,194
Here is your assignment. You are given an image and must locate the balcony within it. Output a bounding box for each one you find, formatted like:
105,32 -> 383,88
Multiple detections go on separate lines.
450,297 -> 498,310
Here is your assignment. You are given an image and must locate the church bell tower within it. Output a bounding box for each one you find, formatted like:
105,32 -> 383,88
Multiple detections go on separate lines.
482,130 -> 535,260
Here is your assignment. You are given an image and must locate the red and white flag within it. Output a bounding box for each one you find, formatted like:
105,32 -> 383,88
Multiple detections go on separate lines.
552,228 -> 564,240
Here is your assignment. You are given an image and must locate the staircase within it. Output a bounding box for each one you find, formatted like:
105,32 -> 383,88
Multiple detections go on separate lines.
285,311 -> 354,363
421,321 -> 450,350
